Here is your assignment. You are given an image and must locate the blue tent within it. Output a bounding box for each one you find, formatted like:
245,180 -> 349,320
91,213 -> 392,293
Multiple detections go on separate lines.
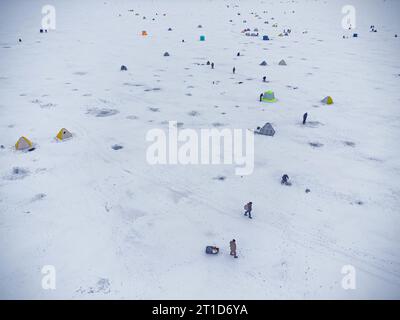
262,35 -> 269,40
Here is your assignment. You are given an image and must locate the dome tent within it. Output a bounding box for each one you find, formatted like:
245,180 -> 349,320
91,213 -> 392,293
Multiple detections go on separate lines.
15,136 -> 33,151
262,90 -> 277,102
56,128 -> 73,141
321,96 -> 333,105
255,123 -> 275,136
278,59 -> 287,65
259,60 -> 268,66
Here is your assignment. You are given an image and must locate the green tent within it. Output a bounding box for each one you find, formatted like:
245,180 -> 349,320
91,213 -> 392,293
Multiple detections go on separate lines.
262,90 -> 277,102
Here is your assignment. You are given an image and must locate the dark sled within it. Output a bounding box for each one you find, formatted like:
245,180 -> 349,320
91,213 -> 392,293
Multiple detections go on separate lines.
205,246 -> 219,254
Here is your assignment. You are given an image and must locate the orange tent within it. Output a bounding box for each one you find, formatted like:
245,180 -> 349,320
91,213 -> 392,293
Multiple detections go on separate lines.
141,30 -> 148,36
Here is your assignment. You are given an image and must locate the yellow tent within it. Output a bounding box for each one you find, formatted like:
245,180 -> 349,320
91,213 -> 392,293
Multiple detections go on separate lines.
56,128 -> 73,141
15,136 -> 32,150
322,96 -> 333,105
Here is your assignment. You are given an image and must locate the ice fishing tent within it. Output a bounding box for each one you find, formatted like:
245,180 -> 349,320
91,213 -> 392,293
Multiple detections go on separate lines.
321,96 -> 333,105
262,90 -> 277,102
15,136 -> 32,150
163,52 -> 170,56
260,60 -> 268,66
200,35 -> 205,41
256,123 -> 275,136
205,246 -> 219,254
120,65 -> 128,71
278,59 -> 287,65
56,128 -> 73,141
141,30 -> 148,36
262,35 -> 270,40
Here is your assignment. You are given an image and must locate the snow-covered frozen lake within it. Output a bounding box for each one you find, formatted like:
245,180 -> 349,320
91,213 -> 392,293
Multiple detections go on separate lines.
0,0 -> 399,299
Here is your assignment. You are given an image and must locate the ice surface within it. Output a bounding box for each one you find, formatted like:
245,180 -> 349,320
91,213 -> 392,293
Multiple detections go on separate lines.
0,0 -> 399,299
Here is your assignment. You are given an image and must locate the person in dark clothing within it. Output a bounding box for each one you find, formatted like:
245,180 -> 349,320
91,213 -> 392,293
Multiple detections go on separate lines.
211,62 -> 214,69
244,202 -> 253,219
303,112 -> 308,125
259,93 -> 263,102
281,174 -> 291,186
233,67 -> 236,74
230,239 -> 238,258
263,76 -> 266,82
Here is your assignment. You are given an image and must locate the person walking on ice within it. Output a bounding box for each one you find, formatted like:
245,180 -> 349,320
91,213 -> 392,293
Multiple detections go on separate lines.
233,67 -> 236,74
211,62 -> 214,69
244,202 -> 253,219
230,239 -> 238,258
259,93 -> 263,102
302,112 -> 308,125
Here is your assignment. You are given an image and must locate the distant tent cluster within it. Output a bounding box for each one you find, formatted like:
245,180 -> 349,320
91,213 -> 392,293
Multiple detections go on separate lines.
260,59 -> 287,66
14,128 -> 73,151
242,28 -> 259,36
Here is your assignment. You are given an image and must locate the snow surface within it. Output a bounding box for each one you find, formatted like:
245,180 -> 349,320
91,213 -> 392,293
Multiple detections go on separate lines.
0,0 -> 400,299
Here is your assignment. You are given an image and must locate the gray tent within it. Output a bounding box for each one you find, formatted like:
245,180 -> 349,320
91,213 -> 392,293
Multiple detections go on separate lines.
163,52 -> 170,56
256,123 -> 275,136
278,59 -> 287,65
260,60 -> 268,66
